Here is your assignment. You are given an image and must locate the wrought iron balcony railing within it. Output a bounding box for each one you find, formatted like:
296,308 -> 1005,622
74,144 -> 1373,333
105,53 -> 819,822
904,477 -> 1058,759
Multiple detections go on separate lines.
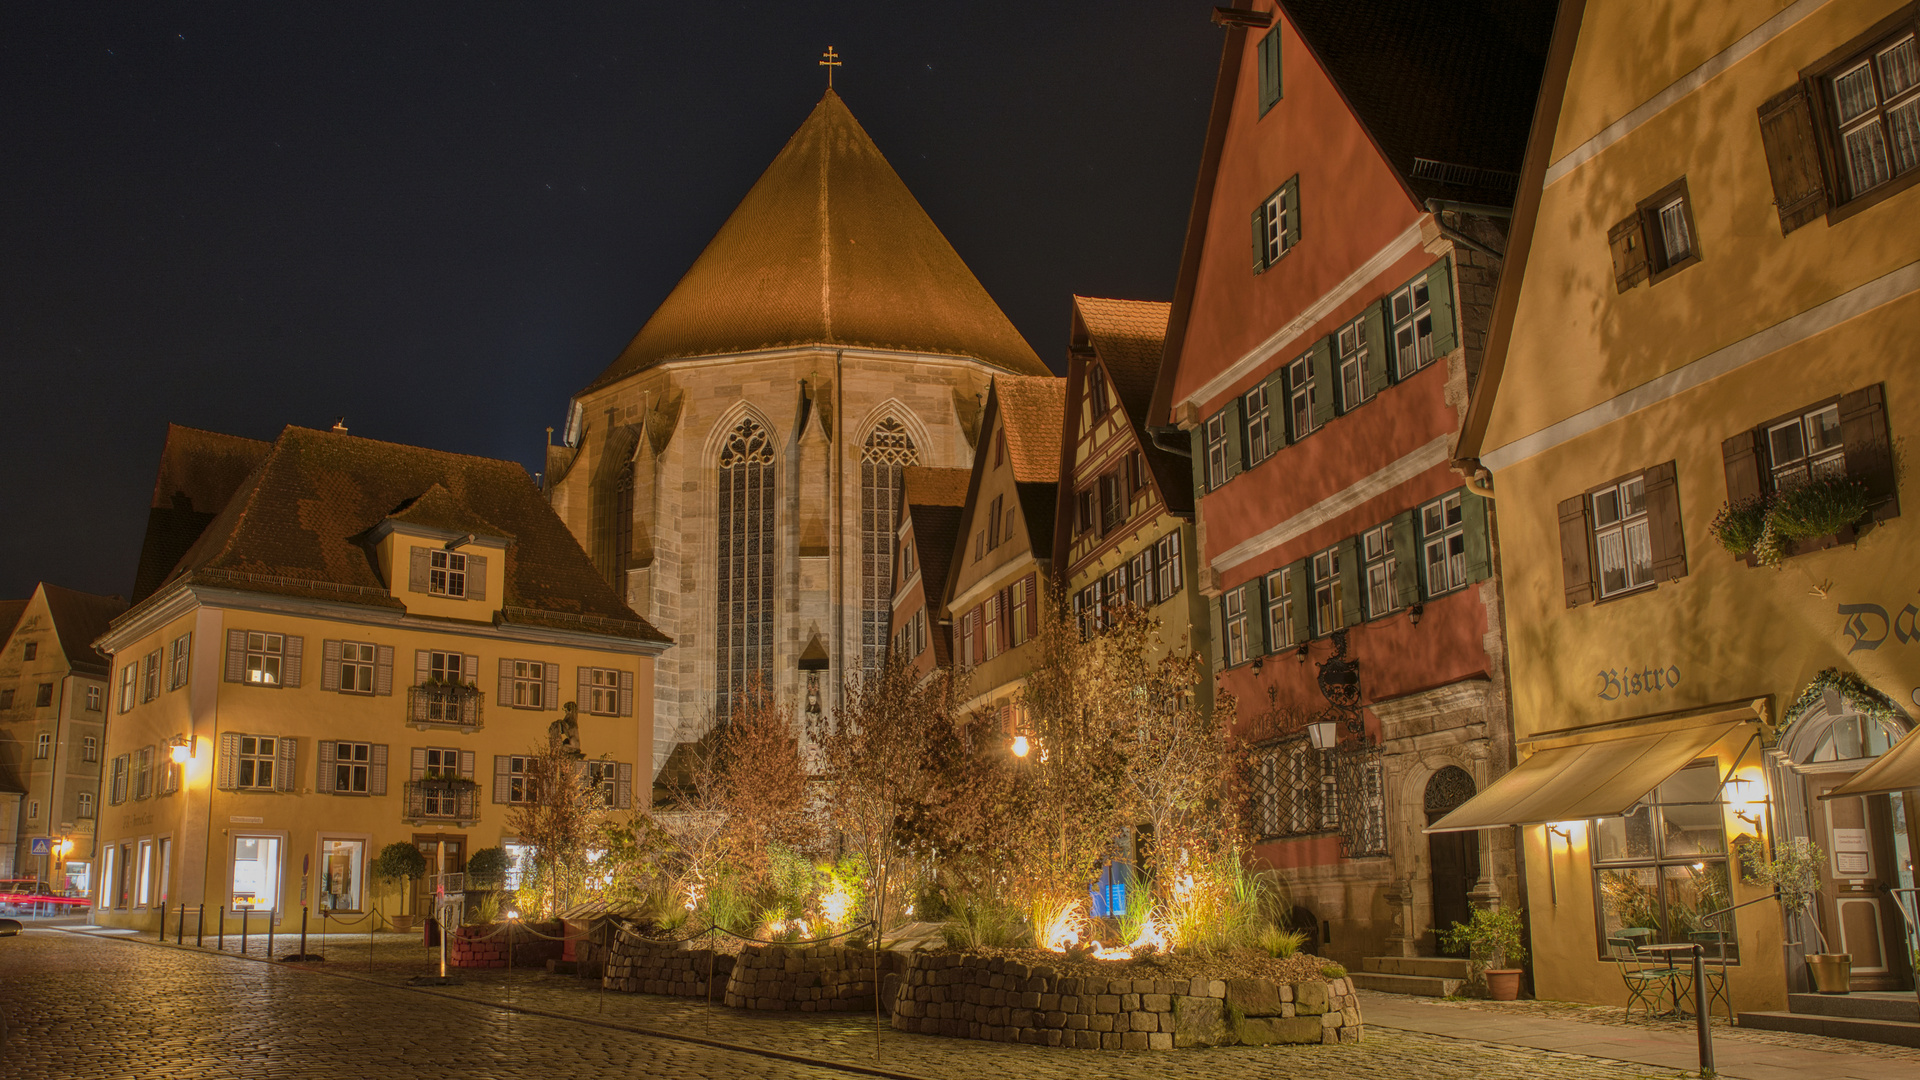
406,684 -> 484,731
402,778 -> 479,824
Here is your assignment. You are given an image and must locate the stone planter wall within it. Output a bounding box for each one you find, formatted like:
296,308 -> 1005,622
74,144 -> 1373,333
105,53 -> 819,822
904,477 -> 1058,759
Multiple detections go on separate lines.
723,943 -> 908,1013
601,928 -> 737,998
448,921 -> 566,969
890,953 -> 1363,1049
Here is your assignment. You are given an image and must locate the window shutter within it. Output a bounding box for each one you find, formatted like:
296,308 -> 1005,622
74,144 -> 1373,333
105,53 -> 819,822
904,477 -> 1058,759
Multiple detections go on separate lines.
1188,426 -> 1210,495
578,666 -> 592,709
1257,28 -> 1281,115
1262,367 -> 1289,442
408,547 -> 430,592
973,610 -> 985,664
459,750 -> 475,781
225,630 -> 247,683
463,653 -> 479,684
1222,401 -> 1245,480
1608,213 -> 1651,292
317,740 -> 336,794
282,636 -> 303,688
498,658 -> 514,704
1757,82 -> 1830,235
276,737 -> 297,793
1460,490 -> 1492,584
466,554 -> 487,601
1207,600 -> 1226,673
1643,461 -> 1689,582
543,665 -> 559,710
410,746 -> 427,780
1390,510 -> 1420,608
1251,206 -> 1268,273
375,645 -> 394,696
415,650 -> 431,687
1337,536 -> 1364,626
1839,384 -> 1898,519
615,762 -> 634,810
493,755 -> 512,804
1721,429 -> 1767,505
1282,176 -> 1301,250
1244,581 -> 1268,658
1025,574 -> 1039,639
1557,495 -> 1597,607
321,639 -> 343,692
1284,558 -> 1309,646
618,669 -> 635,716
1309,337 -> 1337,426
1362,299 -> 1390,395
370,744 -> 388,796
219,733 -> 240,790
1425,257 -> 1457,357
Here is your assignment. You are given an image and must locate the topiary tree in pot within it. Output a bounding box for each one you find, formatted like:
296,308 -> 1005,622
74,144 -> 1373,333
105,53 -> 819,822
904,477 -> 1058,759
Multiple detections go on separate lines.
371,842 -> 428,933
1439,906 -> 1529,1000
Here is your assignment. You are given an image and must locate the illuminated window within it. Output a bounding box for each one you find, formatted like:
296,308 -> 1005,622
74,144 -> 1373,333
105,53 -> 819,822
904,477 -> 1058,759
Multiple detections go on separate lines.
1312,547 -> 1343,635
861,419 -> 918,673
1592,477 -> 1654,598
119,663 -> 137,712
1391,276 -> 1435,378
339,642 -> 376,693
1362,524 -> 1400,617
511,662 -> 546,709
1421,493 -> 1467,595
584,668 -> 622,716
717,417 -> 776,719
230,835 -> 283,913
319,838 -> 365,913
245,633 -> 284,686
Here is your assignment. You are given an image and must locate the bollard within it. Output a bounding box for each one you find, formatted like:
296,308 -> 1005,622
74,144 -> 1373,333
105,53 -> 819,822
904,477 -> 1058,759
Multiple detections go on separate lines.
177,903 -> 185,945
267,911 -> 275,959
197,905 -> 204,948
1693,944 -> 1714,1076
241,905 -> 249,955
300,907 -> 309,960
218,906 -> 226,951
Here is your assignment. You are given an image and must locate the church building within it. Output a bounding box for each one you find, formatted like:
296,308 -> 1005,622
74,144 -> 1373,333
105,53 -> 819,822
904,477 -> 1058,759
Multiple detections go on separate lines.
545,90 -> 1050,780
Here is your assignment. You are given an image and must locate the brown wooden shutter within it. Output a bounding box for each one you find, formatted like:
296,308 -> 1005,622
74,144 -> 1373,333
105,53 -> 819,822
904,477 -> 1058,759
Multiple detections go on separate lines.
276,737 -> 297,792
1839,384 -> 1898,519
408,547 -> 431,592
369,744 -> 388,796
467,554 -> 488,601
1721,429 -> 1767,505
498,658 -> 514,705
316,739 -> 336,794
374,645 -> 394,696
578,666 -> 592,710
1643,461 -> 1689,582
1608,213 -> 1650,292
281,636 -> 303,688
619,669 -> 634,716
1024,573 -> 1039,638
321,639 -> 343,691
225,630 -> 247,682
219,733 -> 240,790
492,755 -> 512,804
543,664 -> 559,710
1558,495 -> 1597,607
615,762 -> 633,809
1757,82 -> 1830,235
414,650 -> 431,687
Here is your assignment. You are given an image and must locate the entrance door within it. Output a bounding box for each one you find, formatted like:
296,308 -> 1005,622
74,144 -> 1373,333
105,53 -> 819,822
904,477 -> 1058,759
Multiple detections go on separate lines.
1809,779 -> 1913,992
1426,767 -> 1479,955
412,834 -> 465,918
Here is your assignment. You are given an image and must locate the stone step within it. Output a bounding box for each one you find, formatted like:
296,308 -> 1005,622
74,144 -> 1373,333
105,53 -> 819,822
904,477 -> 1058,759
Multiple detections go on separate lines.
1739,1009 -> 1920,1048
1361,955 -> 1471,979
1350,971 -> 1463,997
1784,991 -> 1920,1022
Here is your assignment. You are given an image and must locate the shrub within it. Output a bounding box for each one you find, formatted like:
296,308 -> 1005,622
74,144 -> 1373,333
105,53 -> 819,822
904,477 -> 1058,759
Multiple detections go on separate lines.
1319,963 -> 1347,979
465,846 -> 510,889
1768,475 -> 1869,541
1257,924 -> 1306,958
371,841 -> 428,884
1709,497 -> 1770,556
464,891 -> 502,925
940,895 -> 1029,949
1439,907 -> 1528,982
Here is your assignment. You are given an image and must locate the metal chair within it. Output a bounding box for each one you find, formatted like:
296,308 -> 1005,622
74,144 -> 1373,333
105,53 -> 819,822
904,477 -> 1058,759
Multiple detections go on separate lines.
1606,935 -> 1674,1019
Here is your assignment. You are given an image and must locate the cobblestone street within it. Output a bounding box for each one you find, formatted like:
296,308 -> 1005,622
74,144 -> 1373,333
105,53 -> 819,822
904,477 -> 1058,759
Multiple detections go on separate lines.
9,926 -> 1900,1080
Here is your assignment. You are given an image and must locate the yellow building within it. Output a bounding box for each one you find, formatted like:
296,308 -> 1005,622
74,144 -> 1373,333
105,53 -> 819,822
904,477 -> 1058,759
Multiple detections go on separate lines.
942,376 -> 1065,726
1447,0 -> 1917,1009
93,424 -> 669,932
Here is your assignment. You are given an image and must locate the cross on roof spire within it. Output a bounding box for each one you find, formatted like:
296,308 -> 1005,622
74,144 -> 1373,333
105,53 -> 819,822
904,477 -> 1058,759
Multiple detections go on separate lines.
819,45 -> 841,89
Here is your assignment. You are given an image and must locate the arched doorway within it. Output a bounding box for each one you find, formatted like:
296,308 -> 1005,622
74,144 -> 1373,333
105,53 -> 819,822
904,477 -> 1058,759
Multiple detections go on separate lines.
1426,766 -> 1479,955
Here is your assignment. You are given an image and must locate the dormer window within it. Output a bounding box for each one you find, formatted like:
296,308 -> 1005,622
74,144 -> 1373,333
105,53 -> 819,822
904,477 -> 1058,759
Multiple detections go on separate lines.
430,551 -> 467,597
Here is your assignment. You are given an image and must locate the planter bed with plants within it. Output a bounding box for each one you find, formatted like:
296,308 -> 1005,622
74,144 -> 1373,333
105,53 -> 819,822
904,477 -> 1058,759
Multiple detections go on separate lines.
890,948 -> 1361,1049
449,920 -> 565,969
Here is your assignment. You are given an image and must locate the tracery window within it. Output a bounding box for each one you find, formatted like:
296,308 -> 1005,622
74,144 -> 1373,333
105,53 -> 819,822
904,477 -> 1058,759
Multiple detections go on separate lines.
861,419 -> 918,673
717,417 -> 776,720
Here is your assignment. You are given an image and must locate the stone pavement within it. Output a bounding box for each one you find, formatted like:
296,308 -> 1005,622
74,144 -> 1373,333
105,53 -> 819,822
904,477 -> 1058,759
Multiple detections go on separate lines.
0,926 -> 1902,1079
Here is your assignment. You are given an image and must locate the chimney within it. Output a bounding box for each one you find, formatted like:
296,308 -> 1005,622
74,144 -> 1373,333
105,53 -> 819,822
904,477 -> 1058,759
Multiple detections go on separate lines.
332,418 -> 350,433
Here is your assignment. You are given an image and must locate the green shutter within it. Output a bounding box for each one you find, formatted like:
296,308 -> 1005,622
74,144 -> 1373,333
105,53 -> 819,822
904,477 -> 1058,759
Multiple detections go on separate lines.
1461,489 -> 1493,584
1426,257 -> 1458,357
1362,299 -> 1390,395
1309,336 -> 1336,427
1251,206 -> 1267,274
1337,536 -> 1363,628
1390,510 -> 1420,608
1222,400 -> 1245,481
1283,176 -> 1302,251
1189,425 -> 1210,495
1244,581 -> 1267,658
1257,28 -> 1283,116
1284,558 -> 1309,645
1211,598 -> 1229,671
1263,368 -> 1290,446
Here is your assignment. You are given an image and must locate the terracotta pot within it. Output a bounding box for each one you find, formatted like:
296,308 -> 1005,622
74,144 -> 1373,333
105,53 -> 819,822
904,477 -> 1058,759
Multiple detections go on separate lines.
388,914 -> 414,933
1806,954 -> 1852,994
1484,969 -> 1524,1001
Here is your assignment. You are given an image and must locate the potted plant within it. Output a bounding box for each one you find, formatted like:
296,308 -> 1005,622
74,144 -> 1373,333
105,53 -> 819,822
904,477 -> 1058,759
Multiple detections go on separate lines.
371,841 -> 428,933
1439,906 -> 1528,1001
1745,837 -> 1848,993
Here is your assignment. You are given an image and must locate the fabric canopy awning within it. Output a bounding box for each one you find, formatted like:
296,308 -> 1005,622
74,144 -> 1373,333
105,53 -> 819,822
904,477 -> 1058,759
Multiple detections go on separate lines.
1822,727 -> 1920,799
1425,721 -> 1745,833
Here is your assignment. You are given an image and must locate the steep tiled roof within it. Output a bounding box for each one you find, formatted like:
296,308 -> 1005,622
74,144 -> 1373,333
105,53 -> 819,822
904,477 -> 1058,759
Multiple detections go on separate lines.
905,503 -> 963,669
142,425 -> 666,643
132,425 -> 273,604
40,584 -> 126,676
994,375 -> 1067,484
385,484 -> 510,540
1279,0 -> 1557,208
1071,296 -> 1192,518
902,466 -> 971,509
585,91 -> 1046,391
0,599 -> 27,648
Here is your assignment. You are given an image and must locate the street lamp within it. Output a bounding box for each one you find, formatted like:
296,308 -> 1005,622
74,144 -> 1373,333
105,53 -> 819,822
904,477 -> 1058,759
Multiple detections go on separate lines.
1011,735 -> 1031,758
1305,721 -> 1339,751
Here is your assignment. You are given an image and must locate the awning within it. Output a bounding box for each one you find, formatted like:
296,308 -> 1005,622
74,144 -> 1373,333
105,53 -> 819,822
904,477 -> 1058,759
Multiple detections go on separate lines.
1426,721 -> 1745,833
1822,727 -> 1920,800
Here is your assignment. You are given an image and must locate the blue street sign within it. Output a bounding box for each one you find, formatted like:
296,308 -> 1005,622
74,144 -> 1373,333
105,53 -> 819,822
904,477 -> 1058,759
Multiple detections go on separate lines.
29,838 -> 52,855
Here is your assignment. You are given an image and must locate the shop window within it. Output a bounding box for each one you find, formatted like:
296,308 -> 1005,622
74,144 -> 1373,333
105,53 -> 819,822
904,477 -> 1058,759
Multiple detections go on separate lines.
1592,764 -> 1739,962
231,835 -> 283,914
320,838 -> 365,912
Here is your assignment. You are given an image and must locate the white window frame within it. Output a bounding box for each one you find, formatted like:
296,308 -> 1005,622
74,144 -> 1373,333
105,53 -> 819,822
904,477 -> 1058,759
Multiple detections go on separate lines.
135,839 -> 154,908
1225,587 -> 1249,665
167,634 -> 191,690
332,740 -> 372,794
83,735 -> 98,762
1265,566 -> 1293,649
119,664 -> 137,712
1832,34 -> 1920,198
245,632 -> 284,686
85,685 -> 101,712
422,747 -> 461,816
338,641 -> 376,694
428,550 -> 467,597
512,661 -> 546,709
1204,413 -> 1230,488
1288,354 -> 1315,439
1391,276 -> 1435,378
236,735 -> 278,790
133,746 -> 153,800
316,834 -> 371,914
35,732 -> 50,759
1010,581 -> 1029,647
1655,196 -> 1692,263
1337,315 -> 1371,411
1312,547 -> 1343,636
78,791 -> 94,819
1264,189 -> 1288,264
1244,383 -> 1272,465
1765,404 -> 1846,491
584,667 -> 621,716
1421,492 -> 1468,597
1362,524 -> 1399,618
1592,475 -> 1655,599
229,831 -> 287,915
983,594 -> 1001,660
587,761 -> 618,808
1155,532 -> 1184,601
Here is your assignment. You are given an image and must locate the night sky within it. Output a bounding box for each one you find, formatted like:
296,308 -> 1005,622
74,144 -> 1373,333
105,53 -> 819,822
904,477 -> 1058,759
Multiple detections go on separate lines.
1,2 -> 1222,602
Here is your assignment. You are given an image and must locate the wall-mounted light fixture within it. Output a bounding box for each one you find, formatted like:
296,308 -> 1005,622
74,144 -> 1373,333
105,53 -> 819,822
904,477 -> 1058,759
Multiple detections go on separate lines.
1011,735 -> 1031,758
1306,719 -> 1339,751
1409,603 -> 1424,627
1251,657 -> 1264,674
1545,823 -> 1575,905
1295,644 -> 1310,665
169,735 -> 194,763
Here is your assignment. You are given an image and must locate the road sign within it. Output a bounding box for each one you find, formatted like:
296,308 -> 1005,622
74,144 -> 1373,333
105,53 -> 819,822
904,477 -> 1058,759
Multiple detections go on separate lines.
29,838 -> 52,855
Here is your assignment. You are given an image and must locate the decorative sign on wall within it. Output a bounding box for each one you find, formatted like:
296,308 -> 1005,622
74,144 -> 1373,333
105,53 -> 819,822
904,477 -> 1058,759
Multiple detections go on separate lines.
1836,598 -> 1920,653
1596,664 -> 1682,702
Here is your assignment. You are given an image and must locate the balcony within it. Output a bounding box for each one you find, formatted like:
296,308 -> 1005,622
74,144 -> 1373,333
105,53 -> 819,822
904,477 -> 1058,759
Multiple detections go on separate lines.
403,778 -> 479,826
407,684 -> 484,732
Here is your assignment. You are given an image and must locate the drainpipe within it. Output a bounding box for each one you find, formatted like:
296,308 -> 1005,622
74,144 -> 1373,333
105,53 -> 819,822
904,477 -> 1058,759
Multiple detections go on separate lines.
1454,458 -> 1496,500
1148,425 -> 1190,458
1424,200 -> 1509,260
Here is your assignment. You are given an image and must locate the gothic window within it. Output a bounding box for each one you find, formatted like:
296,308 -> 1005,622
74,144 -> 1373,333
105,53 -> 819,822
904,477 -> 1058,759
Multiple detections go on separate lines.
717,417 -> 776,720
861,419 -> 918,672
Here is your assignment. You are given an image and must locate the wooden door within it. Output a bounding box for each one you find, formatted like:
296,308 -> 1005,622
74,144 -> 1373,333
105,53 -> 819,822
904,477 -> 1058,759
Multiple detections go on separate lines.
412,834 -> 466,917
1426,767 -> 1479,955
1810,780 -> 1912,991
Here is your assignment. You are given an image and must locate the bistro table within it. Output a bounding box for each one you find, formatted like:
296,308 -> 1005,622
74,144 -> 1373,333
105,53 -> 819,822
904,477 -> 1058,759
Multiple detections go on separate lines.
1634,942 -> 1700,1017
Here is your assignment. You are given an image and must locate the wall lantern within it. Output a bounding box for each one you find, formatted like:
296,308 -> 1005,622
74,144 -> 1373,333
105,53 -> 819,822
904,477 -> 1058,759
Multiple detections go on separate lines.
169,735 -> 194,763
1296,644 -> 1310,664
1011,735 -> 1031,758
1306,720 -> 1339,751
1409,603 -> 1424,627
1544,822 -> 1575,905
1251,657 -> 1264,674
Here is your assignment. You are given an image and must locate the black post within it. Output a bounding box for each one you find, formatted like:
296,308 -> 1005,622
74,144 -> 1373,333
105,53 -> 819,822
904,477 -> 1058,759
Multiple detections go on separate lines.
218,906 -> 226,951
176,903 -> 184,945
240,906 -> 249,955
1693,944 -> 1714,1075
266,910 -> 275,959
196,905 -> 204,947
299,906 -> 309,960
